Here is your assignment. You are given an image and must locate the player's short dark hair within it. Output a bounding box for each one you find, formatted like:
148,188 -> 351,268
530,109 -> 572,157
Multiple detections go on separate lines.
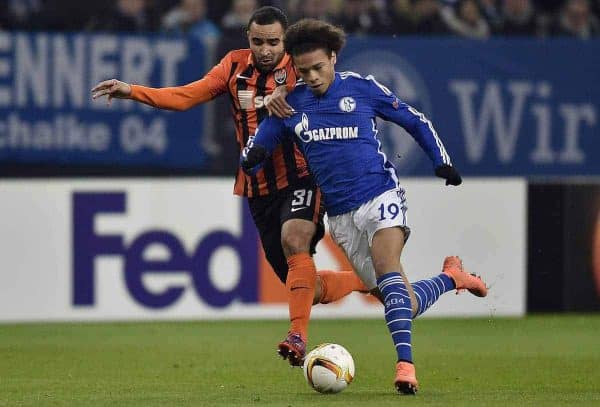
284,19 -> 346,57
247,6 -> 288,30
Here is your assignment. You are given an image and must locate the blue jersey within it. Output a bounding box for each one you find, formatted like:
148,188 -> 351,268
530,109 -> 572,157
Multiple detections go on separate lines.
251,72 -> 451,216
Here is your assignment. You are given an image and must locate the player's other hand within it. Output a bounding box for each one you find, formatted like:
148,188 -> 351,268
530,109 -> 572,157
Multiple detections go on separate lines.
265,85 -> 293,118
435,164 -> 462,186
240,144 -> 267,175
91,79 -> 132,106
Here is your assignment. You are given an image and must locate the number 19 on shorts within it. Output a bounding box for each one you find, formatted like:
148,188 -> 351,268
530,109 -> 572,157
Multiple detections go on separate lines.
378,202 -> 400,221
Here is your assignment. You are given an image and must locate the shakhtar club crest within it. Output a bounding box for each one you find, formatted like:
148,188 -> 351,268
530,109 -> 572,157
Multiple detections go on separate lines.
274,68 -> 287,85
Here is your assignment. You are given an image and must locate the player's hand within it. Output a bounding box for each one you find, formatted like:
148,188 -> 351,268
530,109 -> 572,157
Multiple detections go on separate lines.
435,164 -> 462,186
91,79 -> 132,106
265,85 -> 293,118
240,144 -> 267,175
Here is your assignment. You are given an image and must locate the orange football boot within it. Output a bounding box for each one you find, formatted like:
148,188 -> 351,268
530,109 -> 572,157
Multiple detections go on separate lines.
395,361 -> 418,394
442,256 -> 488,297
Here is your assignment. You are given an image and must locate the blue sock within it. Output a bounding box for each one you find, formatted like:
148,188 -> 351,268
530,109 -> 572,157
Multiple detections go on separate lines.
377,272 -> 413,363
412,274 -> 455,317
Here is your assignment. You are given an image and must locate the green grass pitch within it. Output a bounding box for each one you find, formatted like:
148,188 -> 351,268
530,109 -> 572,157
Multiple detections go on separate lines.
1,315 -> 599,406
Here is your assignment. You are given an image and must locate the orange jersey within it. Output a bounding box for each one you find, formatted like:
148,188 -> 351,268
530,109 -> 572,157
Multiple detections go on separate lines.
130,49 -> 309,197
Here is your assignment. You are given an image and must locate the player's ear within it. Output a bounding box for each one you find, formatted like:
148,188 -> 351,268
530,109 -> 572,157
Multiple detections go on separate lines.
331,51 -> 337,64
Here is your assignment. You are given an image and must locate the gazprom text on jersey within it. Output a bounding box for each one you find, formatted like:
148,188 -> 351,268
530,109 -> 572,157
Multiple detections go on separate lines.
303,126 -> 358,142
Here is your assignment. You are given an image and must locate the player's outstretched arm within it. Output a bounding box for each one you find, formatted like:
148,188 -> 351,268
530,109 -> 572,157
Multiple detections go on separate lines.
91,78 -> 216,111
367,78 -> 462,186
91,52 -> 233,111
91,79 -> 132,106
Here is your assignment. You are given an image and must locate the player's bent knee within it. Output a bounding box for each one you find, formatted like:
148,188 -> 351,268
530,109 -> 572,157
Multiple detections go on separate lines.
281,219 -> 316,256
281,230 -> 314,256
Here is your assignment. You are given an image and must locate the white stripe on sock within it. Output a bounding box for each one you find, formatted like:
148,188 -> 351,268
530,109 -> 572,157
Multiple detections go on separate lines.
387,318 -> 411,325
395,343 -> 412,348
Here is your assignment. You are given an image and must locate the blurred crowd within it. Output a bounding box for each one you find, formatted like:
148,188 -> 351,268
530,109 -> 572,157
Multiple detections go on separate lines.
1,0 -> 599,39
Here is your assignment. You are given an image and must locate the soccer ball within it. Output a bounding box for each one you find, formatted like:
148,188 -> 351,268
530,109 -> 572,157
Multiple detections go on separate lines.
302,343 -> 355,394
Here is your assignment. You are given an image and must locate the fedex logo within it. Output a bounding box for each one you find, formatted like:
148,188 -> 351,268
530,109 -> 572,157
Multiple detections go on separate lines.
72,192 -> 259,309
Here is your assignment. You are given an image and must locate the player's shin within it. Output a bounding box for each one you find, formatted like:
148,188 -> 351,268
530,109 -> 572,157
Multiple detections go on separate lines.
377,271 -> 419,393
286,253 -> 317,340
376,272 -> 414,363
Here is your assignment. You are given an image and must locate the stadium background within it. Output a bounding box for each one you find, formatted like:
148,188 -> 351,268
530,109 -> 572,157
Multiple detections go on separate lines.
0,1 -> 599,405
1,0 -> 600,321
0,0 -> 600,321
1,0 -> 598,321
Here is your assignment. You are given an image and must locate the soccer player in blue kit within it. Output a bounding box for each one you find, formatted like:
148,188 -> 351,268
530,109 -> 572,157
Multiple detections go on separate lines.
241,19 -> 489,394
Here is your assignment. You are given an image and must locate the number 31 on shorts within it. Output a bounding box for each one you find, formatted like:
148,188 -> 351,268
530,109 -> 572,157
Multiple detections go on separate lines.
292,189 -> 313,208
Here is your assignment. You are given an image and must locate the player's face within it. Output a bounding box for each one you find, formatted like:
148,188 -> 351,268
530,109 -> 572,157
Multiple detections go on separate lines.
293,49 -> 336,96
247,22 -> 286,73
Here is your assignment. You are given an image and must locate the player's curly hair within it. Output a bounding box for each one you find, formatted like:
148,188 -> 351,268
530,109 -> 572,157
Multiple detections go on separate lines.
284,19 -> 346,57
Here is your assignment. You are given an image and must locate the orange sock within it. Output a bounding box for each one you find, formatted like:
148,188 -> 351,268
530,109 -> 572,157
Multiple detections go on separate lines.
317,270 -> 369,304
286,253 -> 317,340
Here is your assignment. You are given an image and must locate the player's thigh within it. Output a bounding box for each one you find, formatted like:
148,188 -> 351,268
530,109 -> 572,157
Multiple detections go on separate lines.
248,195 -> 288,284
355,188 -> 417,307
370,227 -> 406,277
328,213 -> 377,290
280,176 -> 325,255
